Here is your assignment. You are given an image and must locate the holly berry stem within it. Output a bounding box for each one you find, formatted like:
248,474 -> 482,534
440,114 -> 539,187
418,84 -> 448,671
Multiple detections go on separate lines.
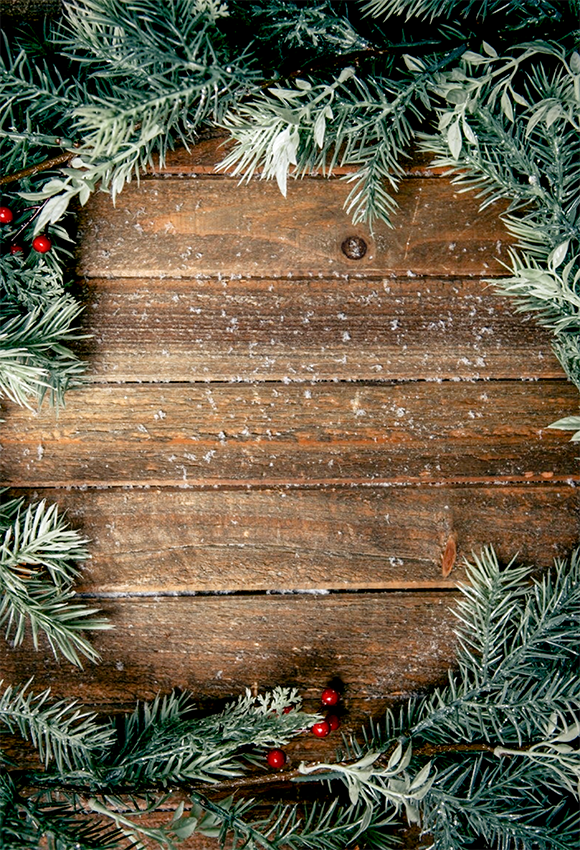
10,202 -> 48,240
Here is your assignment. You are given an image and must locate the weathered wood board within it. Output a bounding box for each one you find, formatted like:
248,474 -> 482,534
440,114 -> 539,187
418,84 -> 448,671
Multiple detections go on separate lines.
76,276 -> 562,382
2,382 -> 577,486
10,485 -> 578,593
0,593 -> 457,702
77,176 -> 510,278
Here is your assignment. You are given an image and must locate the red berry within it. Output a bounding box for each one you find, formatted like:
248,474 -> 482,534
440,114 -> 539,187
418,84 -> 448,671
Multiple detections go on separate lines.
0,206 -> 14,224
326,714 -> 341,731
32,234 -> 52,253
9,244 -> 23,255
311,720 -> 331,738
283,706 -> 294,714
321,688 -> 340,706
266,748 -> 286,769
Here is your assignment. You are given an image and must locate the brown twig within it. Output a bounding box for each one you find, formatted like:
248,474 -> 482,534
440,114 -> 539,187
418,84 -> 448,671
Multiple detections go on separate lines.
0,151 -> 76,187
197,740 -> 498,793
16,740 -> 503,799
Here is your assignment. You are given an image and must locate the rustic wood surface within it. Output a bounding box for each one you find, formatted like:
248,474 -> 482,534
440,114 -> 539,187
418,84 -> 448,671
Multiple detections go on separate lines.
75,276 -> 562,382
2,139 -> 578,846
12,485 -> 576,593
2,382 -> 577,486
77,176 -> 511,279
0,593 -> 457,702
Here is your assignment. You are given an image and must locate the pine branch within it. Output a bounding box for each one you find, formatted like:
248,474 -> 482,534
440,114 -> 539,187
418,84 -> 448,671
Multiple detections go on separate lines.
97,688 -> 321,789
0,298 -> 86,407
219,65 -> 430,229
360,0 -> 570,26
0,774 -> 124,850
0,496 -> 111,666
0,680 -> 114,771
4,548 -> 572,849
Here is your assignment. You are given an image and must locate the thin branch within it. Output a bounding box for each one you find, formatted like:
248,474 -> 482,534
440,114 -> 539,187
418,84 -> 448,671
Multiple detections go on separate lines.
0,152 -> 77,187
21,740 -> 502,798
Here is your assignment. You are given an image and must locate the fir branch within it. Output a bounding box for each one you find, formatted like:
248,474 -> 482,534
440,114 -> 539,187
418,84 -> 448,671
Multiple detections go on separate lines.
98,688 -> 321,788
0,680 -> 114,771
219,64 -> 433,229
0,496 -> 111,667
0,497 -> 88,585
184,792 -> 401,850
0,297 -> 86,407
0,775 -> 124,850
360,0 -> 570,27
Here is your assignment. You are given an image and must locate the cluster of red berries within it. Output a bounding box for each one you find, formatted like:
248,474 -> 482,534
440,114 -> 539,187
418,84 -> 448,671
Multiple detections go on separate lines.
266,686 -> 343,770
311,686 -> 342,738
0,205 -> 52,255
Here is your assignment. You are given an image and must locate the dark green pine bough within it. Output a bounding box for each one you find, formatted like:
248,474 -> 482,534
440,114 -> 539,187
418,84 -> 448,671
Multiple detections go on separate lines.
0,0 -> 579,846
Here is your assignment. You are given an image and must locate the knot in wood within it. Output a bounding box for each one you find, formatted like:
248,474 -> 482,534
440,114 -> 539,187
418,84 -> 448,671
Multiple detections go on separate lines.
341,236 -> 367,260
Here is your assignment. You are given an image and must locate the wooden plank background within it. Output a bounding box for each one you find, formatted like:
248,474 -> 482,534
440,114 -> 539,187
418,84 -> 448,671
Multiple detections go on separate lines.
1,141 -> 578,843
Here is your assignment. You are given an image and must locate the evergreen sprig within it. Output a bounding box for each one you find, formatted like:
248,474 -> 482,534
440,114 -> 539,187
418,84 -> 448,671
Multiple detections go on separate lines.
1,0 -> 260,233
0,678 -> 114,771
219,64 -> 433,228
418,36 -> 580,436
97,687 -> 320,789
360,0 -> 573,27
0,492 -> 111,666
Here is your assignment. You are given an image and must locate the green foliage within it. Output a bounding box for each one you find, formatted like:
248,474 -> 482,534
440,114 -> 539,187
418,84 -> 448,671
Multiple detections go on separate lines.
419,36 -> 580,434
0,250 -> 86,408
98,687 -> 320,788
219,64 -> 432,228
360,0 -> 573,27
1,0 -> 259,232
239,0 -> 370,57
0,492 -> 111,666
0,678 -> 114,770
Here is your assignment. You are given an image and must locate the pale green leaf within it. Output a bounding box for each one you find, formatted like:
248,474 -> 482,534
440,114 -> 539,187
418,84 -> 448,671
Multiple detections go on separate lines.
462,51 -> 487,65
387,741 -> 403,769
446,88 -> 468,104
403,54 -> 426,72
447,120 -> 462,159
548,415 -> 580,430
33,192 -> 74,235
570,51 -> 580,74
501,90 -> 514,122
548,240 -> 570,269
482,41 -> 498,57
409,761 -> 432,792
313,111 -> 326,149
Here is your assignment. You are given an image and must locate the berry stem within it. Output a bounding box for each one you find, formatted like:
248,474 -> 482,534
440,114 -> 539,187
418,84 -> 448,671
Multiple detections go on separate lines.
10,202 -> 48,240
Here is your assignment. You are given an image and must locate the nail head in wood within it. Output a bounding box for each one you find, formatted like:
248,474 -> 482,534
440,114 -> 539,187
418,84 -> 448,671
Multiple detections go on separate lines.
341,236 -> 367,260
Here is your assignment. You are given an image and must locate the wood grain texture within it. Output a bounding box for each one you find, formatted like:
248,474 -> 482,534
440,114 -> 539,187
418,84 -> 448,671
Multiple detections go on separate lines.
0,593 -> 457,703
77,177 -> 511,279
13,486 -> 578,593
75,276 -> 562,382
2,381 -> 576,486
